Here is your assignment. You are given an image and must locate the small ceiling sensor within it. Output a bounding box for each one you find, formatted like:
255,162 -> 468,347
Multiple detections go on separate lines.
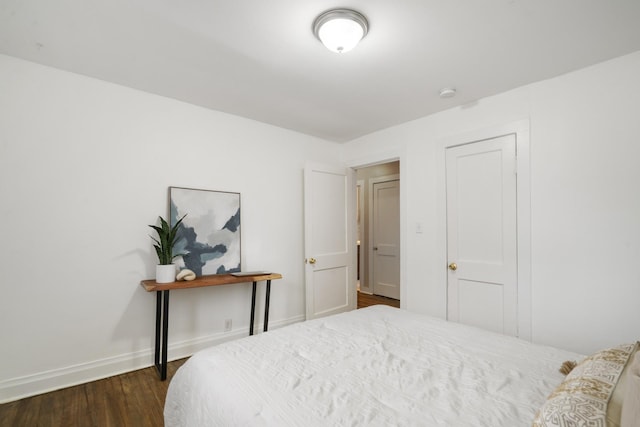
439,87 -> 457,99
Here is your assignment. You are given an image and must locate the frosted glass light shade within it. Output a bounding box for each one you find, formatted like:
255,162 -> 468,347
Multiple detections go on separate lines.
313,9 -> 369,53
318,18 -> 364,53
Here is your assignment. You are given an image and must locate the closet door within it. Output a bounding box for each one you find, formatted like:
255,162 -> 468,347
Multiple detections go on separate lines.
446,134 -> 518,336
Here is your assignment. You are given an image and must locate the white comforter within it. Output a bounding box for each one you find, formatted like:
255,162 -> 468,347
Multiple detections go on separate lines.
165,305 -> 582,426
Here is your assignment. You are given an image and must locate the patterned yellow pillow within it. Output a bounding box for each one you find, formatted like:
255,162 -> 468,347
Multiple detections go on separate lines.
533,343 -> 637,427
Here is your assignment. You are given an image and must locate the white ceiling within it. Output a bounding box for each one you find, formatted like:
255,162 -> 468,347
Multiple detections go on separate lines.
2,0 -> 640,142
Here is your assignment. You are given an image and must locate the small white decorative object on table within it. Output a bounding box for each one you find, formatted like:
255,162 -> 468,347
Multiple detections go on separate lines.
176,269 -> 196,281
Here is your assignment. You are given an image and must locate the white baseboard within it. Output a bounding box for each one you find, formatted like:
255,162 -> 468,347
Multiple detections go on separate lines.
0,315 -> 304,403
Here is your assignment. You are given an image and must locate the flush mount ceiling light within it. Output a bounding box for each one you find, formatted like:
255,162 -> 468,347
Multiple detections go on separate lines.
313,9 -> 369,53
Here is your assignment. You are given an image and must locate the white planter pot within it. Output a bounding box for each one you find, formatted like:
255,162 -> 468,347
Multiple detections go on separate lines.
156,264 -> 176,283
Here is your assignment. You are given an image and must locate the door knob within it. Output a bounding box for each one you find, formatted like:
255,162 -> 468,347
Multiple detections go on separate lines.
448,262 -> 457,271
307,258 -> 317,264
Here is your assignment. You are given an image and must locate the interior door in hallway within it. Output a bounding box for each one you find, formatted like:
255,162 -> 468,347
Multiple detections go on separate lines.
446,134 -> 518,336
372,178 -> 400,300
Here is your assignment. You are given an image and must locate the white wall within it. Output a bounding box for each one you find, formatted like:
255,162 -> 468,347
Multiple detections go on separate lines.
342,50 -> 640,356
0,54 -> 341,402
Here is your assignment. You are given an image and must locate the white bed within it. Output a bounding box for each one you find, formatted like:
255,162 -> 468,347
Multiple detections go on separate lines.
165,305 -> 588,426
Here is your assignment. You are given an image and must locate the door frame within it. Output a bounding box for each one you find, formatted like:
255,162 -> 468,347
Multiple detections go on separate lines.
368,174 -> 400,298
436,120 -> 531,340
356,179 -> 365,288
346,153 -> 405,307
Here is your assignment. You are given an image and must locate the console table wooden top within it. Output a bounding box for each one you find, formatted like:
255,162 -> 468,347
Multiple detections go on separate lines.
140,272 -> 283,292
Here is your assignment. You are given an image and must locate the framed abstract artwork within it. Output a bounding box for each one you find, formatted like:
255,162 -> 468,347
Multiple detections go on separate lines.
169,187 -> 241,276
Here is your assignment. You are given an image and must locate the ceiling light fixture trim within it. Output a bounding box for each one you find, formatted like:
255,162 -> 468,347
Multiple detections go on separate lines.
313,8 -> 369,53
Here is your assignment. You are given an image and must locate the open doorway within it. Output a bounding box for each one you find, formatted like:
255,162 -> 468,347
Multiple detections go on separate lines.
356,161 -> 400,308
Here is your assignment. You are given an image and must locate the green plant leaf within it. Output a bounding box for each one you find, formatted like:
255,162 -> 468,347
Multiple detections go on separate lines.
148,214 -> 188,265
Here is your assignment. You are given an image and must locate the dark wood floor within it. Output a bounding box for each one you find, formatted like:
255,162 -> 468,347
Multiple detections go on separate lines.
0,359 -> 187,427
1,293 -> 399,426
357,291 -> 400,309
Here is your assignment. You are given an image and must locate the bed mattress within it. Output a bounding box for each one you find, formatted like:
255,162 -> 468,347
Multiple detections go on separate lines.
165,305 -> 582,426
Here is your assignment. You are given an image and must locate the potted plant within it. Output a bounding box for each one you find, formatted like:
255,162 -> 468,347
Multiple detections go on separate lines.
148,214 -> 187,283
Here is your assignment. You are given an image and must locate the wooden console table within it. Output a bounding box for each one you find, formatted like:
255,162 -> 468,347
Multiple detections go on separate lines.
140,272 -> 282,380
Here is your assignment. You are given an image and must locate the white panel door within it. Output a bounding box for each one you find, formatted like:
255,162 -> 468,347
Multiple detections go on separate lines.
304,163 -> 356,320
446,134 -> 518,336
372,179 -> 400,299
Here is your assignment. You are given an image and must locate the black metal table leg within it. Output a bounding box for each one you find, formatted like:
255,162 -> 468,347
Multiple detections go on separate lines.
249,281 -> 257,335
154,290 -> 170,381
154,291 -> 161,368
161,290 -> 169,380
263,280 -> 272,332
